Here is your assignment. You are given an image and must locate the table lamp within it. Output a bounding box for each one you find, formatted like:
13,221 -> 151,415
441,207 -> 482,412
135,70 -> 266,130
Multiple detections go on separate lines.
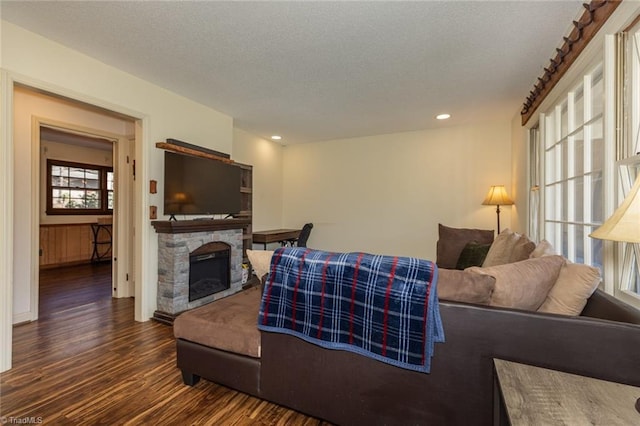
482,185 -> 514,234
590,173 -> 640,243
590,173 -> 640,289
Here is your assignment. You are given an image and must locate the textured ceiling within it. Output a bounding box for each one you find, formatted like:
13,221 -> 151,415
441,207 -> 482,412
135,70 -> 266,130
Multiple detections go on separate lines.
1,1 -> 583,144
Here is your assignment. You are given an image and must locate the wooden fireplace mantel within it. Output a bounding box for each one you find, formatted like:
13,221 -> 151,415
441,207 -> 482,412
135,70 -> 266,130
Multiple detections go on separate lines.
151,218 -> 251,234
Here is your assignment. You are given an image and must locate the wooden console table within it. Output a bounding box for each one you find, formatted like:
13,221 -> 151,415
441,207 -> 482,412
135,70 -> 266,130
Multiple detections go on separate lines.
253,229 -> 301,249
493,359 -> 640,425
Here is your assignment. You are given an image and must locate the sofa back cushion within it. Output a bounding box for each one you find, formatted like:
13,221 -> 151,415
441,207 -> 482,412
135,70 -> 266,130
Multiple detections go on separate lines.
482,229 -> 536,267
436,224 -> 494,269
438,268 -> 495,305
466,255 -> 565,310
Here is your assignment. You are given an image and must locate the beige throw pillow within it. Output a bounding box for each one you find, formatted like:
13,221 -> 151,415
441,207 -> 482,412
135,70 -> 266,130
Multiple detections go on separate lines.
483,229 -> 536,267
246,249 -> 275,280
466,255 -> 565,310
437,268 -> 496,305
537,262 -> 601,316
530,239 -> 556,258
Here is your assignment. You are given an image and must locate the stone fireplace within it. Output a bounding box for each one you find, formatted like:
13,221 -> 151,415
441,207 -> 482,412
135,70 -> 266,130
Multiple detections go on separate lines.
152,219 -> 250,323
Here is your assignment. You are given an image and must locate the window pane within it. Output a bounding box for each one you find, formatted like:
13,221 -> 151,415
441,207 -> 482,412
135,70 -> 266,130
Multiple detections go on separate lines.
51,176 -> 68,187
85,169 -> 99,180
52,188 -> 70,199
85,190 -> 101,208
108,191 -> 114,209
69,167 -> 85,179
107,171 -> 114,191
591,172 -> 604,223
591,136 -> 604,173
561,181 -> 568,221
69,177 -> 86,188
561,139 -> 569,180
574,86 -> 584,128
574,129 -> 584,176
588,226 -> 603,271
52,165 -> 68,177
574,176 -> 584,222
591,68 -> 604,119
85,178 -> 100,189
560,101 -> 569,138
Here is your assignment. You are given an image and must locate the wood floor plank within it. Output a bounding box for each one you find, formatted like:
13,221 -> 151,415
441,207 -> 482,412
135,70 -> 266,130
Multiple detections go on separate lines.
0,264 -> 330,425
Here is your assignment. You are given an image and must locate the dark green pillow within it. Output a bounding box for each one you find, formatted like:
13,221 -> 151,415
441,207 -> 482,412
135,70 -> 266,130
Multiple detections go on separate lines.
455,241 -> 492,270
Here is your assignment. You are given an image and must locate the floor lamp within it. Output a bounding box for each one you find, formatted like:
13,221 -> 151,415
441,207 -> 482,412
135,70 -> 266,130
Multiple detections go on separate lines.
482,185 -> 514,234
590,172 -> 640,291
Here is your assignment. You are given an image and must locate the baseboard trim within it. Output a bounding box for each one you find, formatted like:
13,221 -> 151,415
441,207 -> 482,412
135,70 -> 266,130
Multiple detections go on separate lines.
13,311 -> 32,325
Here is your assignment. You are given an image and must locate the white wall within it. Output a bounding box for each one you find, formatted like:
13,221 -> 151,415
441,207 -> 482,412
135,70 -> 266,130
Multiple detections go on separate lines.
282,122 -> 513,260
1,18 -> 235,360
231,128 -> 284,232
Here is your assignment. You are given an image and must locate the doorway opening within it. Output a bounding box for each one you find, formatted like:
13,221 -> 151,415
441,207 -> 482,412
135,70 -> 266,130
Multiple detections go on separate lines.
14,85 -> 138,323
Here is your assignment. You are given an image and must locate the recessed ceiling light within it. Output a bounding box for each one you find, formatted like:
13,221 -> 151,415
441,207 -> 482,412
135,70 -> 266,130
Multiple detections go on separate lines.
271,135 -> 282,140
436,114 -> 451,120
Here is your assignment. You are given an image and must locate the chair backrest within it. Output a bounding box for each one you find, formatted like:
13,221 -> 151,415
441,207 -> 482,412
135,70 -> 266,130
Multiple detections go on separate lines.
296,223 -> 314,247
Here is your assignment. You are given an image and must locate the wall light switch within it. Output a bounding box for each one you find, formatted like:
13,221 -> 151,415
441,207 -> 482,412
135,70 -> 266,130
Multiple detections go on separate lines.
150,205 -> 157,220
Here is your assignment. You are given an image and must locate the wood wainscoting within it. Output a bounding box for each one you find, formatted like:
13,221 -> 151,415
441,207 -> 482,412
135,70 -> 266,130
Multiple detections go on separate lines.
39,223 -> 95,268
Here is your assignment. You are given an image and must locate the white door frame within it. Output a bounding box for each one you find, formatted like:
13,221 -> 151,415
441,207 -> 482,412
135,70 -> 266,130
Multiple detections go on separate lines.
1,71 -> 16,373
0,72 -> 148,372
33,119 -> 134,316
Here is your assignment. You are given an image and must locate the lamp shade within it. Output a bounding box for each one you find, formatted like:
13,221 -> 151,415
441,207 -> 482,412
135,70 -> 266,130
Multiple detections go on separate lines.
590,173 -> 640,243
482,185 -> 514,206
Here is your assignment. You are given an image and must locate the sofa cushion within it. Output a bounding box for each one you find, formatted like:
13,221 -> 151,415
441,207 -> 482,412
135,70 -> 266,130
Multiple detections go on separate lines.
482,229 -> 536,267
455,242 -> 492,270
173,286 -> 262,358
436,224 -> 494,269
538,262 -> 601,316
438,268 -> 495,305
466,255 -> 565,310
246,249 -> 274,280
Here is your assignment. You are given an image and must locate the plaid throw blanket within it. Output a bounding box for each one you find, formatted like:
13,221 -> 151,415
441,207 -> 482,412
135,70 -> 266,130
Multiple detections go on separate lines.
257,247 -> 445,373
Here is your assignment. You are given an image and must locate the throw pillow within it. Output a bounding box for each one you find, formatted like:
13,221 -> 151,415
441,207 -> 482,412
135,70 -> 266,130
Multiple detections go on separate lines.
537,262 -> 601,316
482,229 -> 536,267
510,234 -> 536,263
436,224 -> 494,269
455,242 -> 492,270
529,239 -> 556,258
438,268 -> 496,305
246,249 -> 275,280
466,255 -> 565,310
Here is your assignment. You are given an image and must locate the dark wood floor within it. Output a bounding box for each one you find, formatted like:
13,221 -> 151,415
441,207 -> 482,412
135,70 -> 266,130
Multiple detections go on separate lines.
1,264 -> 328,425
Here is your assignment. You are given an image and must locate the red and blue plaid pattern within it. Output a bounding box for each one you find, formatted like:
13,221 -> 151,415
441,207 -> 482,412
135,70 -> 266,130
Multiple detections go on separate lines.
258,247 -> 444,373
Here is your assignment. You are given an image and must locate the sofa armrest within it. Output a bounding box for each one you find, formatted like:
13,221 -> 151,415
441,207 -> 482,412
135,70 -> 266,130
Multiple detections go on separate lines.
581,289 -> 640,325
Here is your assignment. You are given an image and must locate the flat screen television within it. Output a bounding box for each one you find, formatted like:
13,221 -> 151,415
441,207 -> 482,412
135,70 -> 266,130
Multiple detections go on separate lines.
163,151 -> 241,217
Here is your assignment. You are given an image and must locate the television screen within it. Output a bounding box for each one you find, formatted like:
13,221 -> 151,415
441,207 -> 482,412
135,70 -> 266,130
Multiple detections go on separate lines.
163,151 -> 241,216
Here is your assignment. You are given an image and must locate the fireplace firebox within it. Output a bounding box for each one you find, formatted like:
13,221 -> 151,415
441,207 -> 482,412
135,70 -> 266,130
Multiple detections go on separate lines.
189,241 -> 231,302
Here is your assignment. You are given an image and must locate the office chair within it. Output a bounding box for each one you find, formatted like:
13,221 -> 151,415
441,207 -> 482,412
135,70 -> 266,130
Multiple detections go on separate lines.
296,223 -> 314,247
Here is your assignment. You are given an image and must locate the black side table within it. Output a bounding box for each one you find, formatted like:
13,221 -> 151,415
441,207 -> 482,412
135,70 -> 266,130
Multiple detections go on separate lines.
90,223 -> 112,262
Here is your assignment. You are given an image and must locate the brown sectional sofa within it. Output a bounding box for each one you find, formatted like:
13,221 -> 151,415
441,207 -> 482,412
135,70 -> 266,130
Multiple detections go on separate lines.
174,283 -> 640,425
